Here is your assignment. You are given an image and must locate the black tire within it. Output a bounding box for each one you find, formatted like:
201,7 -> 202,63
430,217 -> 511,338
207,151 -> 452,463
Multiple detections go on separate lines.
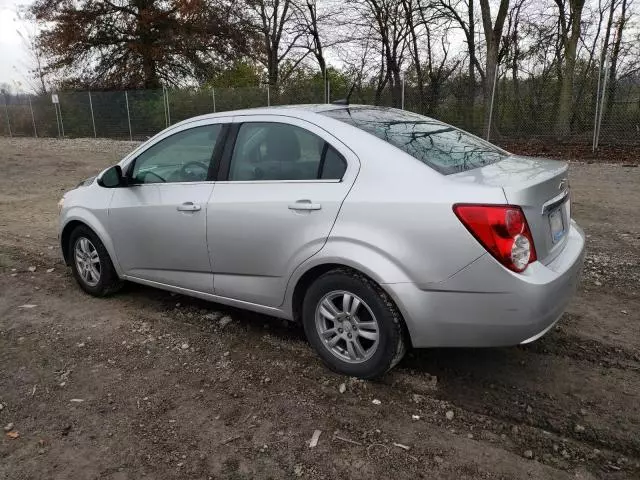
302,269 -> 406,379
68,225 -> 122,297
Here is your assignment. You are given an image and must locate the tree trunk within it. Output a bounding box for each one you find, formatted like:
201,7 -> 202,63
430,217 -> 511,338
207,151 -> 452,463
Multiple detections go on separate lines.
555,0 -> 585,139
466,0 -> 476,130
266,36 -> 279,85
136,2 -> 160,89
555,41 -> 577,138
390,66 -> 402,107
375,53 -> 388,105
605,0 -> 628,122
512,49 -> 521,133
142,56 -> 160,89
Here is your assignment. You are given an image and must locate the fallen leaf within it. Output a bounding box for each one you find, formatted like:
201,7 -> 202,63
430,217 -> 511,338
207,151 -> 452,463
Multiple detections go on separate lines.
6,431 -> 19,439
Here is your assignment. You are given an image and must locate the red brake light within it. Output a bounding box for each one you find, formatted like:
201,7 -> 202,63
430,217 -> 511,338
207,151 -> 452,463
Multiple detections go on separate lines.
453,204 -> 537,272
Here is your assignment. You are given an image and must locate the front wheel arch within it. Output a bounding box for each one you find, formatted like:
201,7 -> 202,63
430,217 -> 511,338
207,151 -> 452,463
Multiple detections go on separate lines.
60,213 -> 121,276
61,220 -> 89,265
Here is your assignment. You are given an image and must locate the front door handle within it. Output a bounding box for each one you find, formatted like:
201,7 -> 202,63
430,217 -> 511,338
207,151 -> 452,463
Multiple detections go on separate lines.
177,202 -> 201,212
288,200 -> 322,211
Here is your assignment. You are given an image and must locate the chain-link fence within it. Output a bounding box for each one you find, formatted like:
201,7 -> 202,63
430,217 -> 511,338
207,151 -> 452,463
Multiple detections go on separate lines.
1,80 -> 638,148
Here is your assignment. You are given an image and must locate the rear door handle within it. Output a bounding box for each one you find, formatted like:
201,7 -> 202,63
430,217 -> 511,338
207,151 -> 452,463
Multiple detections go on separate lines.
177,202 -> 201,212
288,200 -> 322,211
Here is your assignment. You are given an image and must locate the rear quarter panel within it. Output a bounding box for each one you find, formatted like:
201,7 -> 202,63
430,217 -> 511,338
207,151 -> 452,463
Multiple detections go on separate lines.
296,120 -> 509,287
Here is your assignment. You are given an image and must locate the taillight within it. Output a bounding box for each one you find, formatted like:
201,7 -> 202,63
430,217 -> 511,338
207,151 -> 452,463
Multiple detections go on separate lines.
453,204 -> 537,273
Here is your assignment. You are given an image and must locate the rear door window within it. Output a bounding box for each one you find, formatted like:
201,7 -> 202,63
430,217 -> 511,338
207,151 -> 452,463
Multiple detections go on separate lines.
228,122 -> 346,181
320,107 -> 506,175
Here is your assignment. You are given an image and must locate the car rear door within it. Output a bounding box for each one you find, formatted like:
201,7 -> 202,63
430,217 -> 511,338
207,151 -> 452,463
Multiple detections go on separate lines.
207,114 -> 359,307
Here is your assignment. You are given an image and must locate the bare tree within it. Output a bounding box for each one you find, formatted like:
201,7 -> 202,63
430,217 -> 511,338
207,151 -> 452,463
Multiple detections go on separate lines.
357,0 -> 410,107
504,0 -> 526,129
437,0 -> 484,127
248,0 -> 309,85
295,0 -> 327,74
402,0 -> 460,114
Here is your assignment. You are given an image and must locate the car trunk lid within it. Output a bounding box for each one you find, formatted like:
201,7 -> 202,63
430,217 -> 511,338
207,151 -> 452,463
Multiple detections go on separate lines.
450,156 -> 570,264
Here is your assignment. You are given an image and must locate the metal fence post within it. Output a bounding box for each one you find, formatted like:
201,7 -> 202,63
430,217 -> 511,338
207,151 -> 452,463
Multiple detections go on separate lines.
2,94 -> 11,137
88,91 -> 97,138
58,100 -> 65,138
486,65 -> 499,141
592,65 -> 602,152
54,98 -> 61,138
125,91 -> 132,141
267,84 -> 270,106
162,86 -> 168,127
327,80 -> 330,104
164,87 -> 171,126
28,96 -> 37,137
595,56 -> 610,151
212,88 -> 216,113
401,74 -> 405,110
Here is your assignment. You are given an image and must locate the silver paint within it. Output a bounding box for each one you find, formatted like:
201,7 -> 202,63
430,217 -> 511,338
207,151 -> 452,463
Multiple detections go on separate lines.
58,105 -> 585,349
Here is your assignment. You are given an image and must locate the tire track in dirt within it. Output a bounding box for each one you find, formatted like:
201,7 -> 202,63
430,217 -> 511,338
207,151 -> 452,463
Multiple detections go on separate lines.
400,345 -> 640,464
525,319 -> 640,372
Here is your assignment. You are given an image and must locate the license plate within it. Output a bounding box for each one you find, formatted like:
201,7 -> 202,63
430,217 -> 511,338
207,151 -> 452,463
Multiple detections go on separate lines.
549,208 -> 565,243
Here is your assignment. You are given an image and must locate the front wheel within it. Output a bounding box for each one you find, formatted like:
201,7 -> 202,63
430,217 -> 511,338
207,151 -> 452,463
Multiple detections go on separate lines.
302,269 -> 406,379
68,225 -> 122,297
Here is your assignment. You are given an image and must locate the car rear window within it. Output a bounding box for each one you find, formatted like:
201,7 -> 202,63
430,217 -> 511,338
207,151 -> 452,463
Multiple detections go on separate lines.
320,107 -> 507,175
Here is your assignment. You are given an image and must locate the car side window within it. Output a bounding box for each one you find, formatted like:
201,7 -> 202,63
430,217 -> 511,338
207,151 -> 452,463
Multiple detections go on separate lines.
321,145 -> 347,180
131,125 -> 221,184
228,122 -> 346,181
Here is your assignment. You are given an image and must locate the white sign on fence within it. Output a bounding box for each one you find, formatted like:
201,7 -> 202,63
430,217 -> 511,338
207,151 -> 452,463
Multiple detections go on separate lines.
51,94 -> 59,104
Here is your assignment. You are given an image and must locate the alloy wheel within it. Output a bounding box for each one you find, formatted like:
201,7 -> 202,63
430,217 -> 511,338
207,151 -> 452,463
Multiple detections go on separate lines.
74,237 -> 101,287
314,290 -> 380,363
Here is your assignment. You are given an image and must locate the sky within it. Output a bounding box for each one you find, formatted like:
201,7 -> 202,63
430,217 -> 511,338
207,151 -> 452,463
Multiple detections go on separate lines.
0,0 -> 30,91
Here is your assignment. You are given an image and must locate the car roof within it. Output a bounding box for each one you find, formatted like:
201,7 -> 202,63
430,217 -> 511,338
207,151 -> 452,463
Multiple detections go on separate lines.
170,104 -> 404,127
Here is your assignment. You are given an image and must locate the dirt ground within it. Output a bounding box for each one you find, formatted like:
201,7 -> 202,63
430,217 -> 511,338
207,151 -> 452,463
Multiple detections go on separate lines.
0,137 -> 638,480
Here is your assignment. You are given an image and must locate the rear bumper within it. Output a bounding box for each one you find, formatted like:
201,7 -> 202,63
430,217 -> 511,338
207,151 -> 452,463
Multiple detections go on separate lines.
385,222 -> 585,348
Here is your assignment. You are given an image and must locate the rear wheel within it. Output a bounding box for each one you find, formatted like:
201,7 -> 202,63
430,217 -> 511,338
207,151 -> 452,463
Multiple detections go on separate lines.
68,225 -> 122,297
302,269 -> 406,379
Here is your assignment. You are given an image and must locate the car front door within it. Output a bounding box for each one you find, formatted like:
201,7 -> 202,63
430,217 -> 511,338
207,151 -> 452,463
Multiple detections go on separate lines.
207,115 -> 359,307
108,121 -> 227,293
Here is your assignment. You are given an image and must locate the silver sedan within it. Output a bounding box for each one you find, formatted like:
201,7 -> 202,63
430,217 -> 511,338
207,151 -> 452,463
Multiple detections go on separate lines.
58,105 -> 585,378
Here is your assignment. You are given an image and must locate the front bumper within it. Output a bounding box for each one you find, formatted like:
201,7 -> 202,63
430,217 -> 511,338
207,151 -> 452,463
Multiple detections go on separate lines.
385,222 -> 586,348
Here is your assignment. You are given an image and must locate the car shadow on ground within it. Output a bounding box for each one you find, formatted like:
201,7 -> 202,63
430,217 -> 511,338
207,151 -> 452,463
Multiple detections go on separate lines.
117,280 -> 309,342
118,280 -> 550,389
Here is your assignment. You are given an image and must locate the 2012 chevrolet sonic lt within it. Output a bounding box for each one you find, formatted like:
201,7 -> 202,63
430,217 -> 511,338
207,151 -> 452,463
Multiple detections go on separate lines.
58,105 -> 585,378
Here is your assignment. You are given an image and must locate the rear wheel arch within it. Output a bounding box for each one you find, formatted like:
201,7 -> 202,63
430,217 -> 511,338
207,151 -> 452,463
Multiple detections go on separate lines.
299,266 -> 409,378
291,263 -> 411,344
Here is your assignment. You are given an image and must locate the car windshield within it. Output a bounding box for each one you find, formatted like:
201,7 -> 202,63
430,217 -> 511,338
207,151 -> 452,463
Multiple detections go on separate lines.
320,107 -> 507,175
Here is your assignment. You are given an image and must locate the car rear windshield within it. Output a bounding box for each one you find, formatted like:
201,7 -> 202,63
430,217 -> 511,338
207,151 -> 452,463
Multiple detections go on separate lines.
320,107 -> 507,175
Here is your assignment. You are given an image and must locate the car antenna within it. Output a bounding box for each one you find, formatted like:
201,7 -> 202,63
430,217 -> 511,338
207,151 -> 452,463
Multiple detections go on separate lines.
331,82 -> 357,105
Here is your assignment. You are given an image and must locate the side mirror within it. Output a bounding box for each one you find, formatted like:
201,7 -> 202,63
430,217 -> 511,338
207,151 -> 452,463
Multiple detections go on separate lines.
97,165 -> 125,188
